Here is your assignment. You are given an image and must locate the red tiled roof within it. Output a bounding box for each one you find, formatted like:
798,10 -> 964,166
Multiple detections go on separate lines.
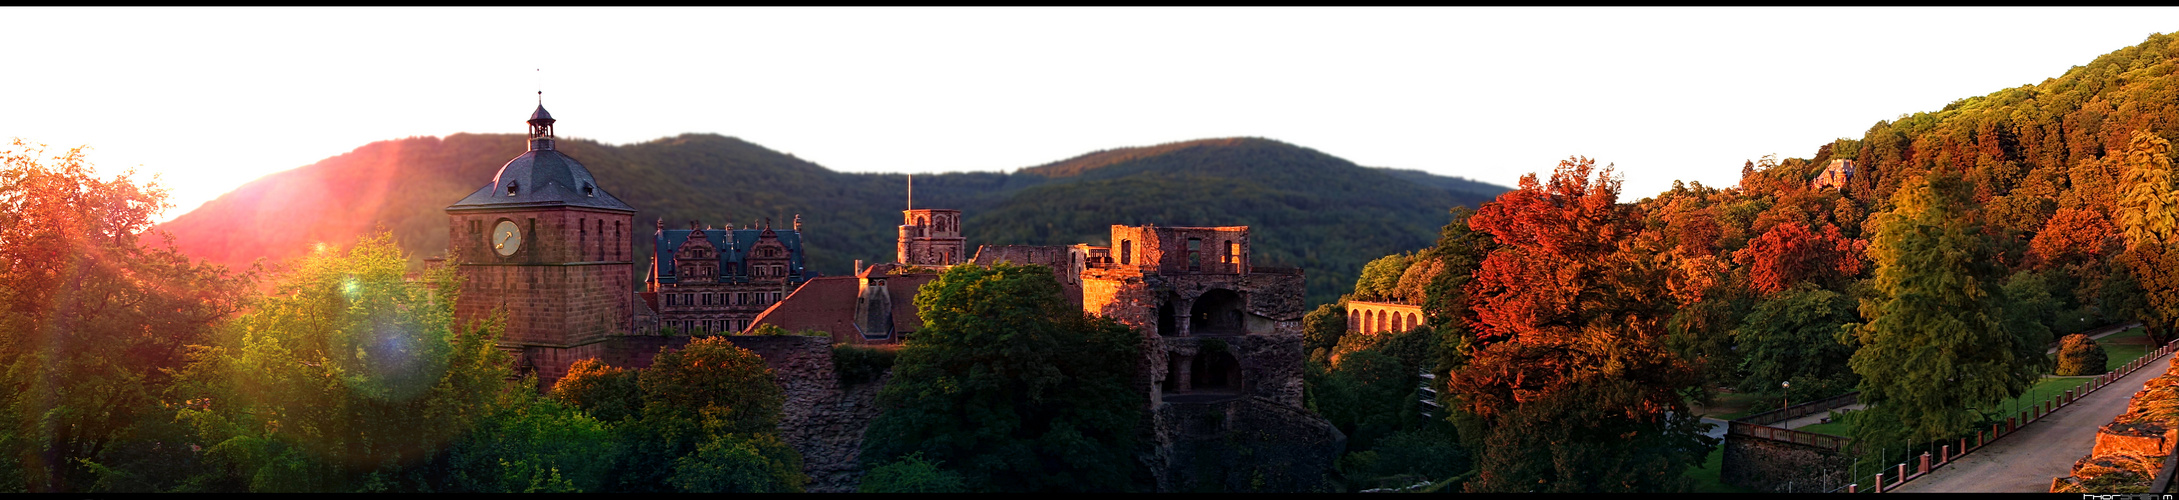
751,276 -> 861,343
748,273 -> 939,344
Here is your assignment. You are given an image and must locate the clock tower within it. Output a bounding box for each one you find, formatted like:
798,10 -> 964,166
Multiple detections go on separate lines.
446,103 -> 637,355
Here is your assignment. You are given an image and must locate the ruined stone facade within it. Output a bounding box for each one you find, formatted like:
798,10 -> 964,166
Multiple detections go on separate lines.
1812,158 -> 1855,190
898,208 -> 964,266
445,107 -> 1338,492
1076,224 -> 1338,491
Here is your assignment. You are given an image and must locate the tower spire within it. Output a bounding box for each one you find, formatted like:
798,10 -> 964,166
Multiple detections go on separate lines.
527,83 -> 557,152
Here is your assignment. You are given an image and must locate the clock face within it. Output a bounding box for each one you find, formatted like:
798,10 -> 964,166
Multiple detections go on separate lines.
493,220 -> 522,256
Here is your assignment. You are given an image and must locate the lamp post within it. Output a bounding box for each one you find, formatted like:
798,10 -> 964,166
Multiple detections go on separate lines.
1782,381 -> 1792,429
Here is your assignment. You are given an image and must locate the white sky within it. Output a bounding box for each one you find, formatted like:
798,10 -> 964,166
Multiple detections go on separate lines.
4,7 -> 2174,223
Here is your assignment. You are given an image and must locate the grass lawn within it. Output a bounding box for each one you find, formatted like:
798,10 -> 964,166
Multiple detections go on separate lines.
1989,377 -> 2090,421
2099,327 -> 2153,372
1796,412 -> 1852,437
1693,390 -> 1765,421
1685,443 -> 1756,493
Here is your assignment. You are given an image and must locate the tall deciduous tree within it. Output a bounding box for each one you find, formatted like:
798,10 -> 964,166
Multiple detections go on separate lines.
1452,157 -> 1712,493
0,140 -> 253,492
2116,131 -> 2179,344
1845,174 -> 2046,447
171,232 -> 505,492
860,263 -> 1144,492
1732,221 -> 1865,295
1733,287 -> 1858,399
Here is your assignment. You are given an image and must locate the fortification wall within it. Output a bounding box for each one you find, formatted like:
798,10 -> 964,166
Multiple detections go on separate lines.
1147,397 -> 1344,492
527,335 -> 880,493
1721,433 -> 1852,493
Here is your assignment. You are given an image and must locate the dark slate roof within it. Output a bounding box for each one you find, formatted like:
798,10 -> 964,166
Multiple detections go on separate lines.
447,149 -> 635,213
650,228 -> 806,285
529,105 -> 554,122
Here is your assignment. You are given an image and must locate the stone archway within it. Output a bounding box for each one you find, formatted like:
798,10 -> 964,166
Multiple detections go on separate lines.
1190,289 -> 1244,335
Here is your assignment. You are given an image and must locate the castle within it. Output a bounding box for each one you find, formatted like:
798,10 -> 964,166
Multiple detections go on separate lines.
444,104 -> 1338,491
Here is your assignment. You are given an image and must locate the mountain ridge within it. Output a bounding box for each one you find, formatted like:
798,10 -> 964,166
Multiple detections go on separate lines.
156,133 -> 1509,306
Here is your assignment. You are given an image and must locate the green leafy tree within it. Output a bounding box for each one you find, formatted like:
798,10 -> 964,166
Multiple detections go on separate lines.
859,263 -> 1145,492
0,141 -> 254,493
667,431 -> 803,493
1845,174 -> 2046,447
1302,303 -> 1348,358
1311,347 -> 1422,454
1351,253 -> 1413,302
613,337 -> 803,493
439,384 -> 615,493
1733,286 -> 1859,399
170,232 -> 507,492
858,452 -> 967,493
548,359 -> 641,423
0,152 -> 204,491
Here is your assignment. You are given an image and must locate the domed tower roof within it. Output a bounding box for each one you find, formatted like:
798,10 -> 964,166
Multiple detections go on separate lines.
446,105 -> 635,214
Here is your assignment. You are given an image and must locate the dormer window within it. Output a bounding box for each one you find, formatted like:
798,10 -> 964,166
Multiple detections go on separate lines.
506,181 -> 519,196
583,182 -> 595,197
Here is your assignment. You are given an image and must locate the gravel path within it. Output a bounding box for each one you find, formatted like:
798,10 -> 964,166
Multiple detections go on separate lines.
1891,349 -> 2172,493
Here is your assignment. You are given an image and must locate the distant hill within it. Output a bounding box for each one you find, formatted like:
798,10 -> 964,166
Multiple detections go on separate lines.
156,135 -> 1508,306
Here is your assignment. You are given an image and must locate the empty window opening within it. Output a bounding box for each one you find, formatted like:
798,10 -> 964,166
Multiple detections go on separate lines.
1191,352 -> 1243,393
1187,238 -> 1201,271
1191,289 -> 1244,335
1156,302 -> 1176,337
1121,240 -> 1133,265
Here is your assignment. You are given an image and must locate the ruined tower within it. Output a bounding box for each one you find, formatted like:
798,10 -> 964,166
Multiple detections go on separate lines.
897,208 -> 964,266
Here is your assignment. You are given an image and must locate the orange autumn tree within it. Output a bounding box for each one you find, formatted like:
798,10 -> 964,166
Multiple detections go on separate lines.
1450,157 -> 1712,493
1732,220 -> 1865,295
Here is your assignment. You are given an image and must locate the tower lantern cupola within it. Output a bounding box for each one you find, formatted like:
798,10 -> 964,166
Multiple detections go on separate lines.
527,104 -> 557,151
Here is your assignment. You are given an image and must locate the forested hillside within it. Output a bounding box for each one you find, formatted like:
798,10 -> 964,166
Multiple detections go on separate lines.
156,135 -> 1505,306
1311,32 -> 2179,492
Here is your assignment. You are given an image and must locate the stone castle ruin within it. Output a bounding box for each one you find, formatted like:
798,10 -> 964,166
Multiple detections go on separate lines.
443,104 -> 1338,491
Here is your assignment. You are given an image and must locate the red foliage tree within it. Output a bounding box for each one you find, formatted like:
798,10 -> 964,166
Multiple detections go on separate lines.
1731,221 -> 1866,295
2030,207 -> 2115,268
1452,156 -> 1710,492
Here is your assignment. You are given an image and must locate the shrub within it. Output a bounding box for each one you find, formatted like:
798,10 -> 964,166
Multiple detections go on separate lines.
2055,333 -> 2110,376
746,323 -> 827,337
832,344 -> 898,385
858,452 -> 965,493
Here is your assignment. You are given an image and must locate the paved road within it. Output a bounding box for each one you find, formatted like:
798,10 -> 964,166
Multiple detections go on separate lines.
1893,349 -> 2172,493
